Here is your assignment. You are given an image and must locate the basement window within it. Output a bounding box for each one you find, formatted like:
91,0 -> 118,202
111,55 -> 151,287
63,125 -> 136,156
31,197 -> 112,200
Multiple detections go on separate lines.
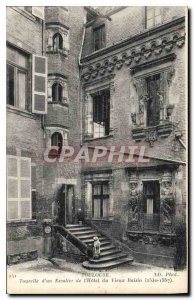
93,89 -> 110,138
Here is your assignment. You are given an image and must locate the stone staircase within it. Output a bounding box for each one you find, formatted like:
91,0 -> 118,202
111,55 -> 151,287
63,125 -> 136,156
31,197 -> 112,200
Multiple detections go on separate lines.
66,224 -> 133,270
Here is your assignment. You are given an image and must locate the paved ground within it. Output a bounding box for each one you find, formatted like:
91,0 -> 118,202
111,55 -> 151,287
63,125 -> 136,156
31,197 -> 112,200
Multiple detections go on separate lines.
7,257 -> 166,274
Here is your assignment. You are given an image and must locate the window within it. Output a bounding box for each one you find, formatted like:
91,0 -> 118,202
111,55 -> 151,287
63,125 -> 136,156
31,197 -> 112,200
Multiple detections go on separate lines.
146,7 -> 162,29
6,46 -> 28,110
92,182 -> 109,218
93,89 -> 110,138
146,74 -> 161,126
51,132 -> 63,155
53,33 -> 63,51
52,82 -> 63,102
93,25 -> 106,51
7,156 -> 31,221
143,181 -> 160,231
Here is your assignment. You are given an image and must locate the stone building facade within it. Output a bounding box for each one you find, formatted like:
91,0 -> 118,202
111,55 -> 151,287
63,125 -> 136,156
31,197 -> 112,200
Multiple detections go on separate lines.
6,6 -> 187,266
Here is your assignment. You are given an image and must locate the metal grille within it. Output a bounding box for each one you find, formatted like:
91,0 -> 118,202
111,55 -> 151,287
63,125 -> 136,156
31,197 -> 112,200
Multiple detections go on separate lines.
143,213 -> 160,231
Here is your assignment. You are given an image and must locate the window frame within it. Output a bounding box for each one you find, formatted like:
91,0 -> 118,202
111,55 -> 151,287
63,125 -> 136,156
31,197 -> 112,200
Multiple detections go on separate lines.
51,132 -> 63,155
6,47 -> 28,110
146,73 -> 161,127
92,181 -> 109,219
53,33 -> 63,51
7,155 -> 32,222
52,82 -> 63,102
145,7 -> 162,29
93,25 -> 106,51
92,88 -> 110,138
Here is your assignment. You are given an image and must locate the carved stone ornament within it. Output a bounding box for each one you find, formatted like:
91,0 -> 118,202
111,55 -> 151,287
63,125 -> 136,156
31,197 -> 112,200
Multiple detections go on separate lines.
131,113 -> 137,125
81,31 -> 185,82
128,180 -> 139,223
160,174 -> 174,229
145,130 -> 157,147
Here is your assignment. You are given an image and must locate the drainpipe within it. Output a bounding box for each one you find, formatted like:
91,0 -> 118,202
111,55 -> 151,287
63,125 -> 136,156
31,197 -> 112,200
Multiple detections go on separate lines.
78,16 -> 86,145
41,16 -> 46,138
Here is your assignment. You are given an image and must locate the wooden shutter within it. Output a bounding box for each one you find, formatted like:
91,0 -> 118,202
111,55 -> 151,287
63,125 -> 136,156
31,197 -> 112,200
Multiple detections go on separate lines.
7,156 -> 31,221
32,54 -> 47,114
20,157 -> 31,220
7,156 -> 19,220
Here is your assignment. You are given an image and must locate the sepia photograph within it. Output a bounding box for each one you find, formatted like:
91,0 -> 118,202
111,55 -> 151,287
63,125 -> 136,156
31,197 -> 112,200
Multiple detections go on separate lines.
5,3 -> 188,294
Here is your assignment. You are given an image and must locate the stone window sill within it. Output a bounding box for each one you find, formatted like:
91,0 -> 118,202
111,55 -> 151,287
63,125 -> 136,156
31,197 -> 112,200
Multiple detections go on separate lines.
7,219 -> 37,227
46,49 -> 69,57
48,101 -> 69,108
7,105 -> 38,120
84,134 -> 113,142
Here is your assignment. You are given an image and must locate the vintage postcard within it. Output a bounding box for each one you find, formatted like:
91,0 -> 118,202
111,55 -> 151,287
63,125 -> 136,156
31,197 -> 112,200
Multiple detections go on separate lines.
6,5 -> 188,294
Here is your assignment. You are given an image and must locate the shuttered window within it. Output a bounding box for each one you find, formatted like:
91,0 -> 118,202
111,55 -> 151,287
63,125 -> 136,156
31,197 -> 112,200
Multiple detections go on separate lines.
7,156 -> 31,221
93,25 -> 106,51
32,54 -> 47,114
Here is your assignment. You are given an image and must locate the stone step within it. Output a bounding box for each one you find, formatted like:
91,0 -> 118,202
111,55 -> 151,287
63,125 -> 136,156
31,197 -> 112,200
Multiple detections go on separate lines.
82,257 -> 133,270
66,224 -> 85,229
78,233 -> 102,240
100,249 -> 122,257
100,245 -> 116,252
83,238 -> 109,245
72,230 -> 97,236
68,227 -> 92,232
89,253 -> 127,264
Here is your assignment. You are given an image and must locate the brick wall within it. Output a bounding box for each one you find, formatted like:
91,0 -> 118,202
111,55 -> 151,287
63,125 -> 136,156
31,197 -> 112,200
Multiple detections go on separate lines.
6,6 -> 86,258
82,6 -> 185,57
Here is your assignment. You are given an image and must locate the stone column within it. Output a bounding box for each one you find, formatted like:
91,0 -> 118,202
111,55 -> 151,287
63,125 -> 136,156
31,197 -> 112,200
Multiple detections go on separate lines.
160,171 -> 174,233
133,78 -> 147,126
63,33 -> 69,51
62,83 -> 68,103
109,82 -> 115,135
48,82 -> 52,102
85,181 -> 93,219
108,178 -> 114,220
84,93 -> 93,139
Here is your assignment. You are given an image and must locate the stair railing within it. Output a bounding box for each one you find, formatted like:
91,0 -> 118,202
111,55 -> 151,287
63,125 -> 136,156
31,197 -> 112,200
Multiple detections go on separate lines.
53,225 -> 93,257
